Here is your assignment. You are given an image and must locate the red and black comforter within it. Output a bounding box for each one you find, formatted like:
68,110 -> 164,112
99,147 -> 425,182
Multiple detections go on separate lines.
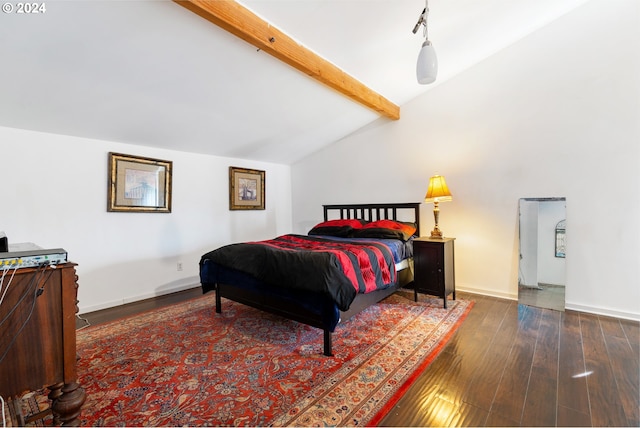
200,234 -> 397,311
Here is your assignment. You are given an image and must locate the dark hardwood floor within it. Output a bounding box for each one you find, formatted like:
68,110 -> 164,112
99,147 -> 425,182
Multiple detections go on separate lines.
77,289 -> 639,427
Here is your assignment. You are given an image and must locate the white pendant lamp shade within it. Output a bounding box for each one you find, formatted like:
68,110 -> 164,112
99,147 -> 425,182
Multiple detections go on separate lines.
417,40 -> 438,84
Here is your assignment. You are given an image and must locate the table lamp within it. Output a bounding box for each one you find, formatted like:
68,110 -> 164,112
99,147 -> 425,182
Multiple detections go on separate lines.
425,175 -> 452,238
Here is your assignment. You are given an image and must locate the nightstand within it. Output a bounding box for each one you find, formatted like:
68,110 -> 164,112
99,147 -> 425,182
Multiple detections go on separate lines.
412,237 -> 456,308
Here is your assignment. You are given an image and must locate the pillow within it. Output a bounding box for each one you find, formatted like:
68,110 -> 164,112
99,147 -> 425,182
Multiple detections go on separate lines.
351,219 -> 417,241
308,219 -> 365,237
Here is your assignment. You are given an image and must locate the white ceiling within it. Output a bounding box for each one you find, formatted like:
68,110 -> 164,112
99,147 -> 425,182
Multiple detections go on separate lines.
0,0 -> 589,164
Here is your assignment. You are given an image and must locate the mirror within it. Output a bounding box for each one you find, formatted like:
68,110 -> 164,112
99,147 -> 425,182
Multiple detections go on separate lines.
518,198 -> 566,311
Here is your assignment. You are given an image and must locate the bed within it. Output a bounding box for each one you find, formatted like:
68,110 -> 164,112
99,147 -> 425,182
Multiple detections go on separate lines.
199,202 -> 421,356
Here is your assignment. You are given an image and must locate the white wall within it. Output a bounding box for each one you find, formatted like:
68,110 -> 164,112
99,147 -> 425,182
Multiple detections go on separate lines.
0,127 -> 292,313
291,0 -> 640,320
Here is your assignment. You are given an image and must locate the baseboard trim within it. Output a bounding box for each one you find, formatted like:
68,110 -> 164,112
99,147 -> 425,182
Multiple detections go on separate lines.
564,303 -> 640,322
79,278 -> 201,314
459,286 -> 639,322
457,286 -> 518,301
80,282 -> 639,322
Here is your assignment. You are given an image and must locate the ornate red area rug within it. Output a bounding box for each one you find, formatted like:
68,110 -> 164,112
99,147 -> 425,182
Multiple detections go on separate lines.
75,290 -> 472,426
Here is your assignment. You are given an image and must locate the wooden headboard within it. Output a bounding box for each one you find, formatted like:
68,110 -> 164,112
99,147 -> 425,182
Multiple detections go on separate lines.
323,202 -> 421,237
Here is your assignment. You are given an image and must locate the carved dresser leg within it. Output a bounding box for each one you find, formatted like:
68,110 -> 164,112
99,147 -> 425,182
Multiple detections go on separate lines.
51,382 -> 86,426
48,383 -> 64,425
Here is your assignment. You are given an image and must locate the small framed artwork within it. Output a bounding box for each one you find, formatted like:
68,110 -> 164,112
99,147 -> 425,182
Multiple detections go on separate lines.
229,166 -> 265,210
108,152 -> 172,213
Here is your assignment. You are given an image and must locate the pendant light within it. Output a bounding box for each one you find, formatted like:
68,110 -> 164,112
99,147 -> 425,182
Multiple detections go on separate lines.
412,0 -> 438,84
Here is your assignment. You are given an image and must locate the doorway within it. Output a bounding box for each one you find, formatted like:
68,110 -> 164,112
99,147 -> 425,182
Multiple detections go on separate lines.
518,198 -> 566,311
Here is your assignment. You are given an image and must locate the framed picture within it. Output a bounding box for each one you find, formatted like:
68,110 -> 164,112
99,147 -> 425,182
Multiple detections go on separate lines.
108,152 -> 172,213
229,166 -> 265,210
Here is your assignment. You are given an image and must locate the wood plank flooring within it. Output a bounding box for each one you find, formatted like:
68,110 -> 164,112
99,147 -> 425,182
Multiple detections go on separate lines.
77,289 -> 639,427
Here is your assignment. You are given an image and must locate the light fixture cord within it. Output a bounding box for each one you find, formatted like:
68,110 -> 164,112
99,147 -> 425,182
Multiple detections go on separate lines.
423,0 -> 430,40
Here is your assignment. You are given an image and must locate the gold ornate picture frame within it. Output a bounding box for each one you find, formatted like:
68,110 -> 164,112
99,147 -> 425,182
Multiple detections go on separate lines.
229,166 -> 265,210
108,152 -> 172,213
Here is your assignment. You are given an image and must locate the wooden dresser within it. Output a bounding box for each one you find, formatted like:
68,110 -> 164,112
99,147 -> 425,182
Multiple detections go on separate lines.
0,263 -> 85,426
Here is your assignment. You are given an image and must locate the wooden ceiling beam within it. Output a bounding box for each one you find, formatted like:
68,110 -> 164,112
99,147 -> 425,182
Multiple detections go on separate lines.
174,0 -> 400,120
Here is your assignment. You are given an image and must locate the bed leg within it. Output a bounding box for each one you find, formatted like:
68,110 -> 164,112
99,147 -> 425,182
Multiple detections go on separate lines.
323,330 -> 333,357
215,284 -> 221,314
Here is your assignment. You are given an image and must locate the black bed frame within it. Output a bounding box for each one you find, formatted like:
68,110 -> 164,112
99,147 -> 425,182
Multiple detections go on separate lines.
213,202 -> 421,356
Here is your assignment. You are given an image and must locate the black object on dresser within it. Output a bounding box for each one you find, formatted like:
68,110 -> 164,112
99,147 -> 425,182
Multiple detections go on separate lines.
413,237 -> 456,308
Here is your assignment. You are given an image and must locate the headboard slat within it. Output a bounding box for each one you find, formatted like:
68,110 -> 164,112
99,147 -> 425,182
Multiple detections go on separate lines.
323,203 -> 421,237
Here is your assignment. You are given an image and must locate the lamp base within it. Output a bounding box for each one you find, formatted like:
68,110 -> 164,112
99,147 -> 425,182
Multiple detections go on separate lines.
430,227 -> 444,239
430,201 -> 445,239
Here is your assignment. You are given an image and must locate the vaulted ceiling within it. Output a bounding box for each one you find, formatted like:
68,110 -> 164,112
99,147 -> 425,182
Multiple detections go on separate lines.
0,0 -> 589,164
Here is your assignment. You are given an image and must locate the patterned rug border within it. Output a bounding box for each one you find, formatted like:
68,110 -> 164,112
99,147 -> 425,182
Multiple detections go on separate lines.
368,298 -> 474,425
269,294 -> 475,426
